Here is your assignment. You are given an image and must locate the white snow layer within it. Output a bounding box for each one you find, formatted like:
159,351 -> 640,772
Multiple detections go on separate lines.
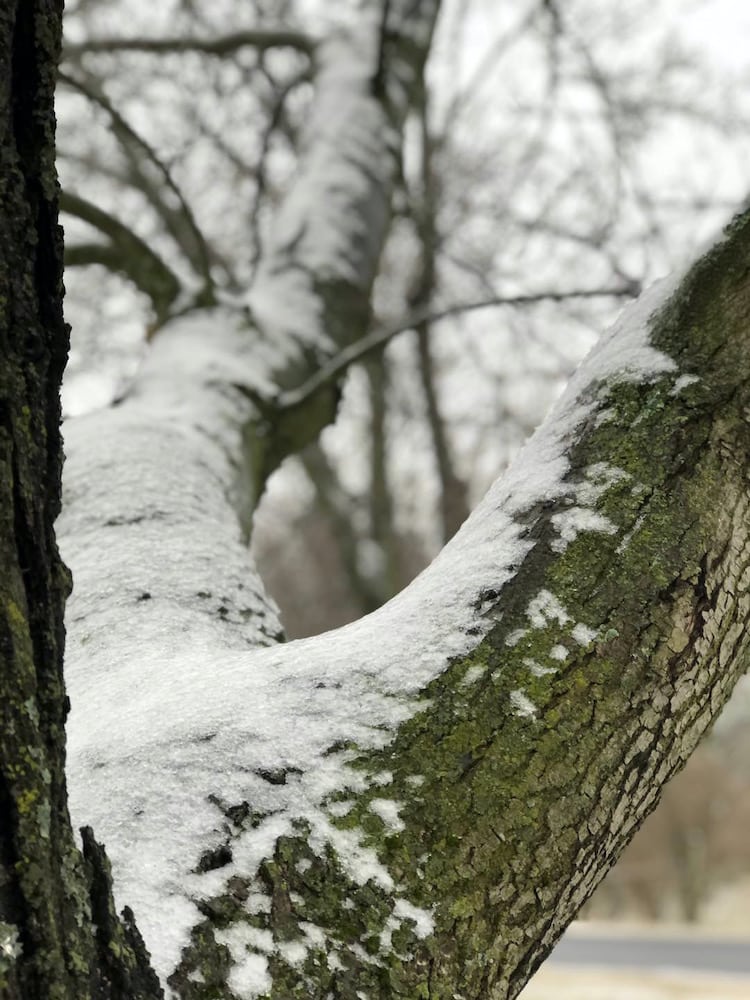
510,690 -> 539,719
62,272 -> 688,992
246,28 -> 396,354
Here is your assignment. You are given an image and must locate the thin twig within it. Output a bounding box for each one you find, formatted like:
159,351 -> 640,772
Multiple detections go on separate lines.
275,285 -> 637,411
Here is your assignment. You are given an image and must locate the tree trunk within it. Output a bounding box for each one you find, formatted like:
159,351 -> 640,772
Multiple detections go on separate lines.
0,6 -> 159,998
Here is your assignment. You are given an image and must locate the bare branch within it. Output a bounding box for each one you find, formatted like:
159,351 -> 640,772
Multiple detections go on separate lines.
247,68 -> 311,279
409,85 -> 471,543
58,69 -> 218,298
275,284 -> 638,411
60,190 -> 181,322
63,28 -> 316,61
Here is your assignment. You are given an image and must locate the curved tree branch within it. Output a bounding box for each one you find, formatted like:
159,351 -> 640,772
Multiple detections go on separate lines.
61,190 -> 182,322
58,68 -> 218,299
62,207 -> 750,997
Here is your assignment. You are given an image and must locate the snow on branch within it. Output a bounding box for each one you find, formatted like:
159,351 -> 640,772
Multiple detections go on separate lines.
62,208 -> 750,993
244,2 -> 441,389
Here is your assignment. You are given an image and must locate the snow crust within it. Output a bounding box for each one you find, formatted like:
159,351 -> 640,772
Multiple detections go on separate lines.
62,271 -> 689,992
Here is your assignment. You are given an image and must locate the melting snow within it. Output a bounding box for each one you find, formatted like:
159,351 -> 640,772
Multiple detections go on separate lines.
670,373 -> 700,395
523,658 -> 557,678
216,927 -> 272,997
505,628 -> 528,647
369,799 -> 406,833
461,664 -> 487,686
550,507 -> 617,552
392,899 -> 435,940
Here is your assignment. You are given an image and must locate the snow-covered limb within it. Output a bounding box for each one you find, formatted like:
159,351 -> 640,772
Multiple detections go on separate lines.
240,2 -> 441,476
63,209 -> 750,998
60,0 -> 444,663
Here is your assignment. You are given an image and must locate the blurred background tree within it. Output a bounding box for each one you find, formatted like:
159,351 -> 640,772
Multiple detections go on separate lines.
59,0 -> 750,929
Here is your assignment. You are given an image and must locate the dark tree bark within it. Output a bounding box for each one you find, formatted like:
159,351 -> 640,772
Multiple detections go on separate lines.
0,6 -> 159,999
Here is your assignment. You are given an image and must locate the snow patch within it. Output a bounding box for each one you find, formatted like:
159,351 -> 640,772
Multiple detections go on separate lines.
370,798 -> 405,833
327,800 -> 354,818
214,926 -> 272,999
526,590 -> 571,629
670,373 -> 700,395
523,658 -> 557,678
571,623 -> 599,646
550,508 -> 617,552
277,940 -> 308,968
461,664 -> 487,687
392,899 -> 435,939
510,690 -> 538,718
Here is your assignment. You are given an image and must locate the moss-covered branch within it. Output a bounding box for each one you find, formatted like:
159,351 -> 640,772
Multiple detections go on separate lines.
165,212 -> 750,999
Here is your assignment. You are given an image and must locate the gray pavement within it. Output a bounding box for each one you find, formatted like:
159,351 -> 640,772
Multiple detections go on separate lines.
547,929 -> 750,976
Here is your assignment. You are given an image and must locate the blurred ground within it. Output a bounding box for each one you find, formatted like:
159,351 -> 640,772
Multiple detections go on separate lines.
520,967 -> 750,999
520,878 -> 750,1000
700,876 -> 750,933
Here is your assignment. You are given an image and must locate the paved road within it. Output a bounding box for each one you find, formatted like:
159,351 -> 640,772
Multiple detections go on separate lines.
547,929 -> 750,976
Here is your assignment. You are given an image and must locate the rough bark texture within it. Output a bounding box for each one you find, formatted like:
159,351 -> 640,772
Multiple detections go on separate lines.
162,216 -> 750,1000
267,221 -> 750,1000
0,6 -> 159,999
